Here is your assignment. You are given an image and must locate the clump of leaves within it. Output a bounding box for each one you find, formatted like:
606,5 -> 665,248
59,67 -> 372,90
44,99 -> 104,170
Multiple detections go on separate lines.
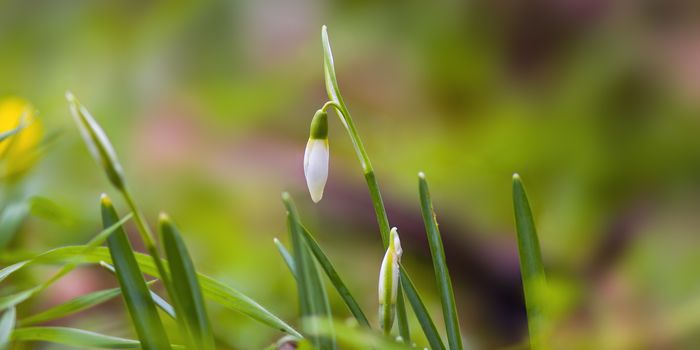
0,26 -> 552,350
274,26 -> 549,350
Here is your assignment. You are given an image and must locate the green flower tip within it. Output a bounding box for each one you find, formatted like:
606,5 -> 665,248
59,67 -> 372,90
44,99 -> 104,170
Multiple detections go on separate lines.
273,237 -> 280,244
309,110 -> 328,140
512,173 -> 521,182
418,171 -> 426,180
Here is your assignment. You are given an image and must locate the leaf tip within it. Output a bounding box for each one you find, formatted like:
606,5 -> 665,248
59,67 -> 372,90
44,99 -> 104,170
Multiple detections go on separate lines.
65,90 -> 76,103
158,212 -> 171,225
100,193 -> 112,207
281,191 -> 292,202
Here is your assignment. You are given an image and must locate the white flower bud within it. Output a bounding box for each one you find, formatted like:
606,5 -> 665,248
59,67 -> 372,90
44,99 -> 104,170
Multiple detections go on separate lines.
303,110 -> 329,203
378,227 -> 402,333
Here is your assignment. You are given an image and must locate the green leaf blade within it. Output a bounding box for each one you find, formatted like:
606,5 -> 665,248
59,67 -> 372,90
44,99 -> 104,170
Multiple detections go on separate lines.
12,327 -> 141,349
298,225 -> 370,328
159,214 -> 216,350
18,288 -> 120,326
22,245 -> 301,337
101,195 -> 172,350
418,173 -> 463,350
400,267 -> 446,350
273,238 -> 297,279
512,174 -> 547,350
0,307 -> 15,350
282,193 -> 336,349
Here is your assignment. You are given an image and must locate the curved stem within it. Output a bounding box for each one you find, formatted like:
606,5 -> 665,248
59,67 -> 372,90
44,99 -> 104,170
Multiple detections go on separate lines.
321,101 -> 389,245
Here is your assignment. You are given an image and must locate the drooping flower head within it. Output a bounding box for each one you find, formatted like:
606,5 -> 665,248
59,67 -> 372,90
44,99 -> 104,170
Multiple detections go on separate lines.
303,109 -> 329,203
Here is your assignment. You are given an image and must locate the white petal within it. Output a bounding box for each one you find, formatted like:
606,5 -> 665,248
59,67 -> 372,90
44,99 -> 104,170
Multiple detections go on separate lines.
303,139 -> 329,203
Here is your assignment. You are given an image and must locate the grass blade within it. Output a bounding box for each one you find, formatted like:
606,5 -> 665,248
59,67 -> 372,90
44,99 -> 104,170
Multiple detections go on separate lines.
396,289 -> 410,342
273,238 -> 297,278
22,245 -> 301,337
321,25 -> 344,107
18,288 -> 120,326
100,262 -> 177,320
282,193 -> 335,349
0,307 -> 15,350
298,225 -> 370,328
0,120 -> 26,144
101,195 -> 172,350
159,214 -> 216,350
512,174 -> 547,349
12,327 -> 142,349
400,266 -> 446,350
0,212 -> 134,311
418,173 -> 463,350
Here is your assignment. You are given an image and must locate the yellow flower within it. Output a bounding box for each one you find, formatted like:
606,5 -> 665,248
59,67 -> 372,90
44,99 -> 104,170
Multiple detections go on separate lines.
0,97 -> 42,178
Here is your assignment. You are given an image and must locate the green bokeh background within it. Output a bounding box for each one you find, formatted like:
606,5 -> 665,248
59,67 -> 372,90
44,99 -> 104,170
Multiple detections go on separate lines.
2,0 -> 700,348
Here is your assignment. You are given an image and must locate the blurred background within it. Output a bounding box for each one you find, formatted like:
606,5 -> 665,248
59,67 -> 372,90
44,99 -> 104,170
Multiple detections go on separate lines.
1,0 -> 700,348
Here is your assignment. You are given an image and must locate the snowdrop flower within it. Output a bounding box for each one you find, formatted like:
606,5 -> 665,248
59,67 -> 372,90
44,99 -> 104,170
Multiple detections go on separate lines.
378,227 -> 403,333
303,109 -> 329,203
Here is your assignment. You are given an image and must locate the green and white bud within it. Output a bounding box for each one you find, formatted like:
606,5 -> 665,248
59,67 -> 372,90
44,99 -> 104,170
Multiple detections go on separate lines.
303,109 -> 329,203
378,227 -> 403,334
66,91 -> 125,191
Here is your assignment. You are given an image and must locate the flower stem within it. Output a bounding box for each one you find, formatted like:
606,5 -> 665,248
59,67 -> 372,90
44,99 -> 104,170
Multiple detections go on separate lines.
121,188 -> 171,289
322,101 -> 409,341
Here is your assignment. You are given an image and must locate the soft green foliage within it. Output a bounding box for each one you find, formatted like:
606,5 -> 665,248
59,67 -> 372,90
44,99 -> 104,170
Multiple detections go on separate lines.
298,225 -> 370,328
282,193 -> 336,349
1,245 -> 300,337
101,194 -> 172,350
0,307 -> 15,350
160,214 -> 216,350
11,327 -> 143,349
18,287 -> 121,326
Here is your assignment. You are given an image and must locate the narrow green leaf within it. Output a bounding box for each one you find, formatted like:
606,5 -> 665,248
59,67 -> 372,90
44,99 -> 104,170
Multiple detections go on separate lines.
101,195 -> 171,350
298,225 -> 370,328
99,262 -> 176,320
512,174 -> 547,349
273,238 -> 297,278
66,92 -> 125,190
0,261 -> 29,284
321,25 -> 344,107
282,192 -> 336,349
0,201 -> 30,250
0,287 -> 40,311
0,119 -> 26,144
418,173 -> 463,350
395,289 -> 410,343
0,213 -> 133,313
16,246 -> 301,337
18,284 -> 161,326
159,214 -> 216,350
12,327 -> 141,349
0,307 -> 15,350
400,266 -> 446,350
